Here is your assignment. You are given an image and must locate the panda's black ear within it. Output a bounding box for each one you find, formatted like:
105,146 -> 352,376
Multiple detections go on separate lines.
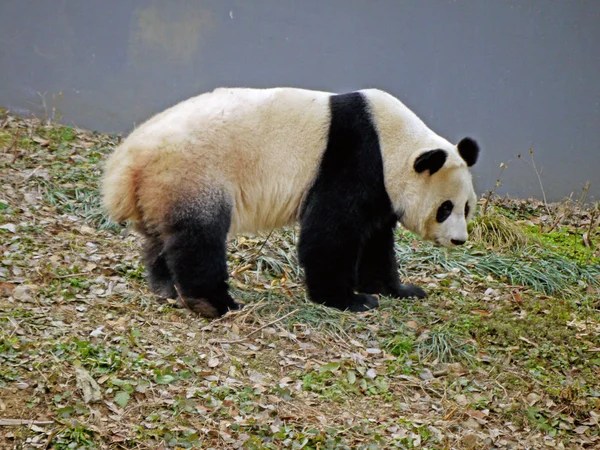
414,149 -> 447,175
457,137 -> 479,167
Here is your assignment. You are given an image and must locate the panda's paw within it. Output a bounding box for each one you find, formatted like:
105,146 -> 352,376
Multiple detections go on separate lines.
178,297 -> 220,317
395,284 -> 427,300
347,293 -> 379,312
150,283 -> 179,305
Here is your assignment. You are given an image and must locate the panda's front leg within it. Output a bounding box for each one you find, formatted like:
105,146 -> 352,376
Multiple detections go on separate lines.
356,220 -> 427,300
298,212 -> 379,312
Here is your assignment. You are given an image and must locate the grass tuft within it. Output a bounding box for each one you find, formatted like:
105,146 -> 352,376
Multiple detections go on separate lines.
417,328 -> 475,363
470,209 -> 532,250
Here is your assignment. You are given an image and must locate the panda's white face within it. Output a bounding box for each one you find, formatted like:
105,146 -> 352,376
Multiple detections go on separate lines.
397,138 -> 479,248
421,169 -> 477,248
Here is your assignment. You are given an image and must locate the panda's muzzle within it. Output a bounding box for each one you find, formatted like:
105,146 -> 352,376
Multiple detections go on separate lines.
451,239 -> 466,246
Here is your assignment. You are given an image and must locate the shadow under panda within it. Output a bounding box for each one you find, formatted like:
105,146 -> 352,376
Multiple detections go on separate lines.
102,87 -> 480,318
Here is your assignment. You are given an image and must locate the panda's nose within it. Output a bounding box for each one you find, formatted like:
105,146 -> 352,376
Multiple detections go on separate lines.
451,239 -> 466,246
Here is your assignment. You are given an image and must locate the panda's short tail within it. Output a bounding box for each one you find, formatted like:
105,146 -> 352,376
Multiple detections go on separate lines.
101,147 -> 143,226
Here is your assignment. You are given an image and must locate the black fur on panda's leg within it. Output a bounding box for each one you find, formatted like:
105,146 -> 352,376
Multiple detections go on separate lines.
299,210 -> 380,312
162,200 -> 240,318
141,233 -> 178,302
356,221 -> 427,300
299,245 -> 380,312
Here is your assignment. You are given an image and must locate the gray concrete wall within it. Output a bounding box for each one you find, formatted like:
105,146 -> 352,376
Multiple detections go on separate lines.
1,0 -> 599,201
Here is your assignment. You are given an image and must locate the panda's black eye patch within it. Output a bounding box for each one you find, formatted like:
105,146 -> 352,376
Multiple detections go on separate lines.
436,200 -> 454,223
465,202 -> 470,217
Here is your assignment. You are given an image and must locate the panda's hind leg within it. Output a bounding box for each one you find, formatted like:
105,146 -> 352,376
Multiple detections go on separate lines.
357,222 -> 427,300
141,232 -> 177,302
161,197 -> 241,318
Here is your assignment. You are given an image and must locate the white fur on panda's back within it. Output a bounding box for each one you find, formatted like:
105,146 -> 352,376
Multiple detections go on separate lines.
102,88 -> 332,235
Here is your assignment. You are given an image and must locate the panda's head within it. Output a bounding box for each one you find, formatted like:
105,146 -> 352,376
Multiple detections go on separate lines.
400,137 -> 479,248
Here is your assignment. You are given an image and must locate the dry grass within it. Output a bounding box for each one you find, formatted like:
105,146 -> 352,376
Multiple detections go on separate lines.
469,208 -> 531,250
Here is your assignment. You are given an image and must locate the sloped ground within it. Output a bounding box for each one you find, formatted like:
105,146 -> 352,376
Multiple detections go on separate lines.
1,112 -> 599,449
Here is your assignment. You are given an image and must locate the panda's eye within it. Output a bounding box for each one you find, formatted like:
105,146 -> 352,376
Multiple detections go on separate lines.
465,202 -> 470,217
436,200 -> 454,223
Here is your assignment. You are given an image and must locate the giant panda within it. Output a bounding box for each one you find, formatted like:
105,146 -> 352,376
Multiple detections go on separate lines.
102,87 -> 479,318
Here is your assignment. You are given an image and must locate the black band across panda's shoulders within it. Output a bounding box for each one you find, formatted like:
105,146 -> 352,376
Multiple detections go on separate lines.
297,92 -> 401,312
301,91 -> 395,228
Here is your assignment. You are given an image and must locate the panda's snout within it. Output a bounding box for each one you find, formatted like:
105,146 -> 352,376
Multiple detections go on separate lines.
451,239 -> 466,246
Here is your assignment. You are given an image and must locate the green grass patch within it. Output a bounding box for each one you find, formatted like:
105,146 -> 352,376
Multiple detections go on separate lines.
525,225 -> 600,265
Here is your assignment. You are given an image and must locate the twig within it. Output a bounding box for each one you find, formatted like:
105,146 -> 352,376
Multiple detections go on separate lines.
44,426 -> 63,449
253,229 -> 275,260
8,129 -> 20,162
545,212 -> 565,234
482,162 -> 508,216
585,206 -> 598,248
23,166 -> 43,181
234,297 -> 266,325
443,406 -> 459,421
0,418 -> 54,426
578,181 -> 591,207
518,336 -> 539,348
208,309 -> 298,345
173,284 -> 193,312
53,272 -> 85,279
527,148 -> 551,215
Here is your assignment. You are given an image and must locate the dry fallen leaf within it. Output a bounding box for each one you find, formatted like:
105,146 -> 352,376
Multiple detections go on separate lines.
75,367 -> 102,404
